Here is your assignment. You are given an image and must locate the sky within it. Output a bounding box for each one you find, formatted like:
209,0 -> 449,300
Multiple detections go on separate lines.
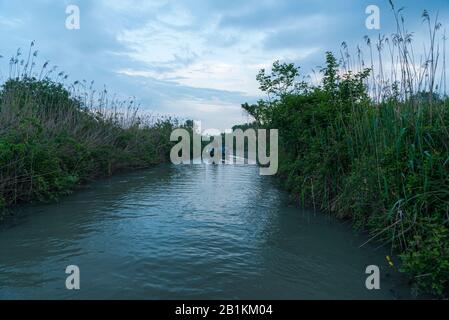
0,0 -> 448,130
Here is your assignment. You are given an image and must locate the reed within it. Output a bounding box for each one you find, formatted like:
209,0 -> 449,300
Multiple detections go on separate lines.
243,2 -> 449,296
0,46 -> 177,212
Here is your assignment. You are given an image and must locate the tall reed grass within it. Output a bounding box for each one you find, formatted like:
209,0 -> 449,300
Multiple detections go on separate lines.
244,2 -> 449,296
0,45 -> 177,213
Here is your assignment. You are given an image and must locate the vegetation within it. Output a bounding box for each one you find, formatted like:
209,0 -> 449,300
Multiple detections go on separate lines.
241,5 -> 449,296
0,0 -> 447,299
0,45 -> 177,217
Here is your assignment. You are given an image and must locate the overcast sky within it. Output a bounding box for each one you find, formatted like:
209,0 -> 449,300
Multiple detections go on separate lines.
0,0 -> 448,130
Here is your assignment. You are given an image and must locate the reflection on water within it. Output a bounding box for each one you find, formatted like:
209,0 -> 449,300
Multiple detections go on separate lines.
0,164 -> 412,299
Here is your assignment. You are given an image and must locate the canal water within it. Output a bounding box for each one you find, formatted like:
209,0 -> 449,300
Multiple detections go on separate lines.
0,164 -> 413,299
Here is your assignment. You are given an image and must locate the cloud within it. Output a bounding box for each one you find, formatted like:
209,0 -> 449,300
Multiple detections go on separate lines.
1,0 -> 448,131
0,16 -> 22,28
114,4 -> 321,97
116,21 -> 202,71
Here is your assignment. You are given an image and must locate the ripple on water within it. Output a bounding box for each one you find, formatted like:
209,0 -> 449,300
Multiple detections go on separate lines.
0,164 -> 414,299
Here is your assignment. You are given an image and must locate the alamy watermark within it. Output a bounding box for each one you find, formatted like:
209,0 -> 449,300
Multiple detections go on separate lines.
170,121 -> 278,176
365,265 -> 380,290
65,265 -> 80,290
365,5 -> 381,30
65,5 -> 80,30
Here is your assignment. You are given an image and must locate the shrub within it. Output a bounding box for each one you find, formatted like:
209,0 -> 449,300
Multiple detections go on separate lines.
0,54 -> 178,209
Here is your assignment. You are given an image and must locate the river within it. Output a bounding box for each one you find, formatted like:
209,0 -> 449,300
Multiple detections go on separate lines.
0,163 -> 413,299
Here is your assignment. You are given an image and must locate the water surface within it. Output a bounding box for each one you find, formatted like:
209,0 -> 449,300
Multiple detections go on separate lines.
0,164 -> 412,299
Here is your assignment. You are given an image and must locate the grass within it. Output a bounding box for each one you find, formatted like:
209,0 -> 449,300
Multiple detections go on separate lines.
242,2 -> 449,296
0,44 -> 178,217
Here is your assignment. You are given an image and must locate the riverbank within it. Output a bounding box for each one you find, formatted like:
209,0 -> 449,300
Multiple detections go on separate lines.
241,48 -> 449,296
0,55 -> 176,219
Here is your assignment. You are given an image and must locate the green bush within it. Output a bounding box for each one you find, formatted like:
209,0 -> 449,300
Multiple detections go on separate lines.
242,54 -> 449,297
0,75 -> 177,209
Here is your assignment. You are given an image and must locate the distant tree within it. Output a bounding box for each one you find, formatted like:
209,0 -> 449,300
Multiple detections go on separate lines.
242,61 -> 305,125
256,60 -> 302,99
